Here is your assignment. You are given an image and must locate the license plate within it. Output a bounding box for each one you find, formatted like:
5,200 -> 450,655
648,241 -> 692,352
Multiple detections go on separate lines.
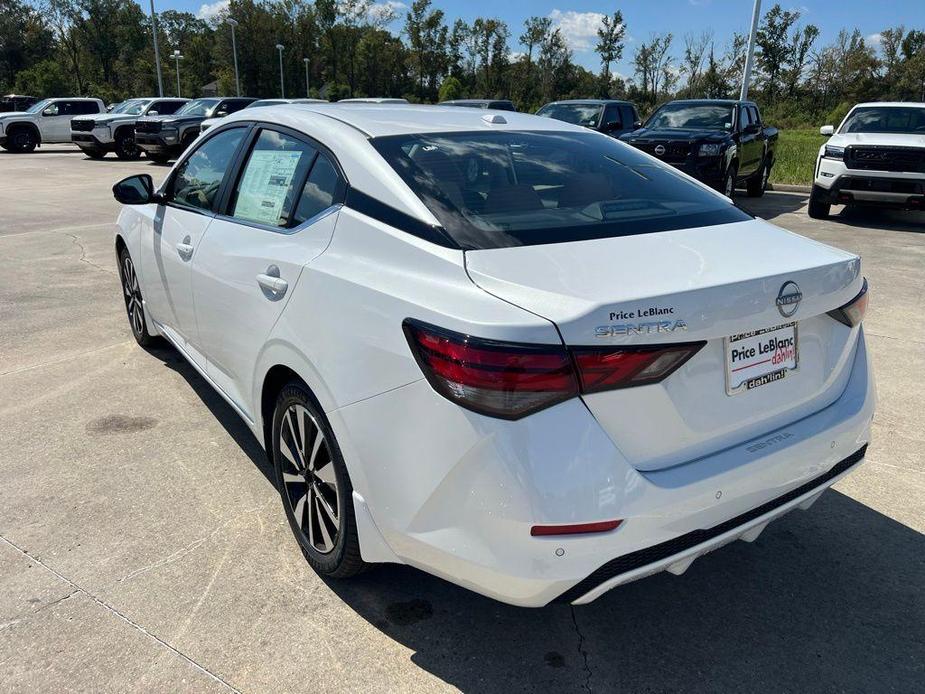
724,323 -> 798,395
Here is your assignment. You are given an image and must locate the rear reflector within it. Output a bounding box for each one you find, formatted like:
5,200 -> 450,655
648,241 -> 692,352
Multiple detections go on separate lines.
404,320 -> 705,419
531,520 -> 623,537
828,278 -> 869,327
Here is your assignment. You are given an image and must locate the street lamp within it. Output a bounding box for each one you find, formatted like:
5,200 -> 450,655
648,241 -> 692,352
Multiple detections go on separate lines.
740,0 -> 762,100
303,57 -> 310,97
170,49 -> 183,98
276,44 -> 285,98
148,0 -> 164,97
226,17 -> 241,97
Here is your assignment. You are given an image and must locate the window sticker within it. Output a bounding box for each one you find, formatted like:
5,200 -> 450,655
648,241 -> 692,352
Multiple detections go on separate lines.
235,150 -> 303,225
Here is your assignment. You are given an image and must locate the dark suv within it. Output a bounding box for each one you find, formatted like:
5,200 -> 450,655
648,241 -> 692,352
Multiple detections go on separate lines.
536,100 -> 641,138
134,97 -> 256,163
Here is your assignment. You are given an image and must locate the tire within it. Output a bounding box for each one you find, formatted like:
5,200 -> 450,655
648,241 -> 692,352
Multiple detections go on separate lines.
746,160 -> 771,197
272,382 -> 366,579
722,163 -> 737,199
146,152 -> 171,164
117,246 -> 160,348
7,127 -> 37,153
808,185 -> 831,219
115,131 -> 141,160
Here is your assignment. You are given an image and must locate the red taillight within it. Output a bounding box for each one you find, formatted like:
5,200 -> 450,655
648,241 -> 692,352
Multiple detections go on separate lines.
404,320 -> 705,419
828,278 -> 869,327
531,520 -> 623,536
572,343 -> 705,393
403,320 -> 579,419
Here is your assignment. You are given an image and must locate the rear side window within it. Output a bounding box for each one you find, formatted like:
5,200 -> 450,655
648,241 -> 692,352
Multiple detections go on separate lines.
748,106 -> 760,125
67,101 -> 99,115
369,130 -> 750,250
171,127 -> 245,211
292,154 -> 341,224
230,129 -> 317,227
154,100 -> 185,115
223,100 -> 251,115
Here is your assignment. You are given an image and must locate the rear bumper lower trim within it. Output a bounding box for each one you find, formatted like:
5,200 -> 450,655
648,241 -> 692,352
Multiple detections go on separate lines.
557,443 -> 867,604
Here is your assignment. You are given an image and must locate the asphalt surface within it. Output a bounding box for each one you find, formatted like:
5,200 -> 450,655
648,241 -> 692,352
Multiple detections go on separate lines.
1,145 -> 923,693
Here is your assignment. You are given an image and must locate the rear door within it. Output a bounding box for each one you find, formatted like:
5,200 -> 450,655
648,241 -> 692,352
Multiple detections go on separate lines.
135,126 -> 249,365
191,125 -> 345,418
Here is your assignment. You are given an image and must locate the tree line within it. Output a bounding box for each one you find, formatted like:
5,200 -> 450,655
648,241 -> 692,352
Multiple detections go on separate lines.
1,0 -> 923,125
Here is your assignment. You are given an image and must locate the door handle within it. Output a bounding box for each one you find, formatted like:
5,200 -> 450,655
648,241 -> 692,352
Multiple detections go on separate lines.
176,236 -> 194,261
257,265 -> 288,298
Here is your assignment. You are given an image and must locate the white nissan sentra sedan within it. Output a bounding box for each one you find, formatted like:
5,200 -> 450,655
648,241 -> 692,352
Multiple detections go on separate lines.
111,104 -> 875,607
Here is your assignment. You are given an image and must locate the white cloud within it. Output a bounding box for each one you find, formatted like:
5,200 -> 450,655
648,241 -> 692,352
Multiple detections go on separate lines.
196,0 -> 228,21
548,9 -> 605,52
369,0 -> 407,23
867,32 -> 883,48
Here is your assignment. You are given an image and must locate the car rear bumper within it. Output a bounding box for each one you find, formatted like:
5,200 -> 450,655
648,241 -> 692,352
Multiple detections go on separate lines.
329,328 -> 875,607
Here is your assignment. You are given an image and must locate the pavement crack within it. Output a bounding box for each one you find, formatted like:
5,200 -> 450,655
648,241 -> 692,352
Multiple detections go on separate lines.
0,341 -> 132,378
59,231 -> 117,276
0,534 -> 241,693
570,606 -> 593,692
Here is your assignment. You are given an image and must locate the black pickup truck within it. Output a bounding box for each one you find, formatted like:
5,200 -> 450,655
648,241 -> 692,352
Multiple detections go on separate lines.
620,99 -> 778,197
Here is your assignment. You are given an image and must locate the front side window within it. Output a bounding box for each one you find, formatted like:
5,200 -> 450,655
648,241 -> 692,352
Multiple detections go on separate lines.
171,128 -> 245,211
370,130 -> 750,250
149,100 -> 183,115
175,99 -> 219,118
26,99 -> 52,114
230,129 -> 317,227
536,103 -> 603,128
112,99 -> 150,115
646,103 -> 734,131
840,107 -> 925,134
737,106 -> 750,131
620,105 -> 636,127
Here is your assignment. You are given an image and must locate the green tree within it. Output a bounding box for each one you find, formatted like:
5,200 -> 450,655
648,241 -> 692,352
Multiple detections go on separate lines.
595,10 -> 625,96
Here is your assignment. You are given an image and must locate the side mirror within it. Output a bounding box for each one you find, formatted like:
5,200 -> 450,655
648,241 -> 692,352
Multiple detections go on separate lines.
113,174 -> 159,205
633,120 -> 642,130
214,109 -> 228,118
820,125 -> 834,136
605,120 -> 623,131
42,107 -> 57,117
147,110 -> 159,116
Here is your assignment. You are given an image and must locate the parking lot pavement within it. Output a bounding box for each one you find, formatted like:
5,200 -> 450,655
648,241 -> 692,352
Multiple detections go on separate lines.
1,147 -> 923,693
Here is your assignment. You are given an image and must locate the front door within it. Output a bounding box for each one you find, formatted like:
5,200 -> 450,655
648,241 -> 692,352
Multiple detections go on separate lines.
40,101 -> 73,142
135,126 -> 249,363
192,127 -> 345,418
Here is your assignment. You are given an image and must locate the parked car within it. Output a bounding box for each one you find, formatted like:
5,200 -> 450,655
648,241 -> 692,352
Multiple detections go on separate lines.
810,101 -> 925,218
134,96 -> 256,163
0,97 -> 105,152
70,97 -> 188,160
621,99 -> 778,198
110,104 -> 873,607
337,97 -> 408,104
440,99 -> 516,111
200,98 -> 327,133
536,99 -> 640,138
0,94 -> 40,113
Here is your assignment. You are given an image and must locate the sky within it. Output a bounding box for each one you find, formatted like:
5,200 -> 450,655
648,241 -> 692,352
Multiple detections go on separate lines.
155,0 -> 925,78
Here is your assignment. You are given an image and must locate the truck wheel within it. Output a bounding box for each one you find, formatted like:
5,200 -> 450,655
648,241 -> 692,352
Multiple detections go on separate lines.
7,127 -> 37,153
746,161 -> 770,197
722,163 -> 737,199
115,132 -> 141,160
808,185 -> 831,219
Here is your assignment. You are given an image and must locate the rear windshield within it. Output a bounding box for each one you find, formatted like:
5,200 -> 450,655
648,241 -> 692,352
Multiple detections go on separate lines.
369,130 -> 749,250
840,106 -> 925,134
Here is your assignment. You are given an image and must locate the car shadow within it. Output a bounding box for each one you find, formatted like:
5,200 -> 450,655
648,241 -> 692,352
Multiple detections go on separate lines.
740,190 -> 925,233
145,314 -> 922,692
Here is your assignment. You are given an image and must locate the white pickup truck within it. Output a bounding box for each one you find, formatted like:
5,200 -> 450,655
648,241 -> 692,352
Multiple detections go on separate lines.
810,101 -> 925,218
70,97 -> 188,159
0,97 -> 105,152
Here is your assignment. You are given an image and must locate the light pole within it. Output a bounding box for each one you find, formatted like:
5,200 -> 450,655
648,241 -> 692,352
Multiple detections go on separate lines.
740,0 -> 762,101
276,44 -> 285,98
148,0 -> 164,97
170,50 -> 183,97
303,57 -> 310,97
226,18 -> 241,97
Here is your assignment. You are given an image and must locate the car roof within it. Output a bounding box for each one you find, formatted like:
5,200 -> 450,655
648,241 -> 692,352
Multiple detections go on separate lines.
853,101 -> 925,108
442,99 -> 512,104
543,99 -> 633,106
235,102 -> 583,138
